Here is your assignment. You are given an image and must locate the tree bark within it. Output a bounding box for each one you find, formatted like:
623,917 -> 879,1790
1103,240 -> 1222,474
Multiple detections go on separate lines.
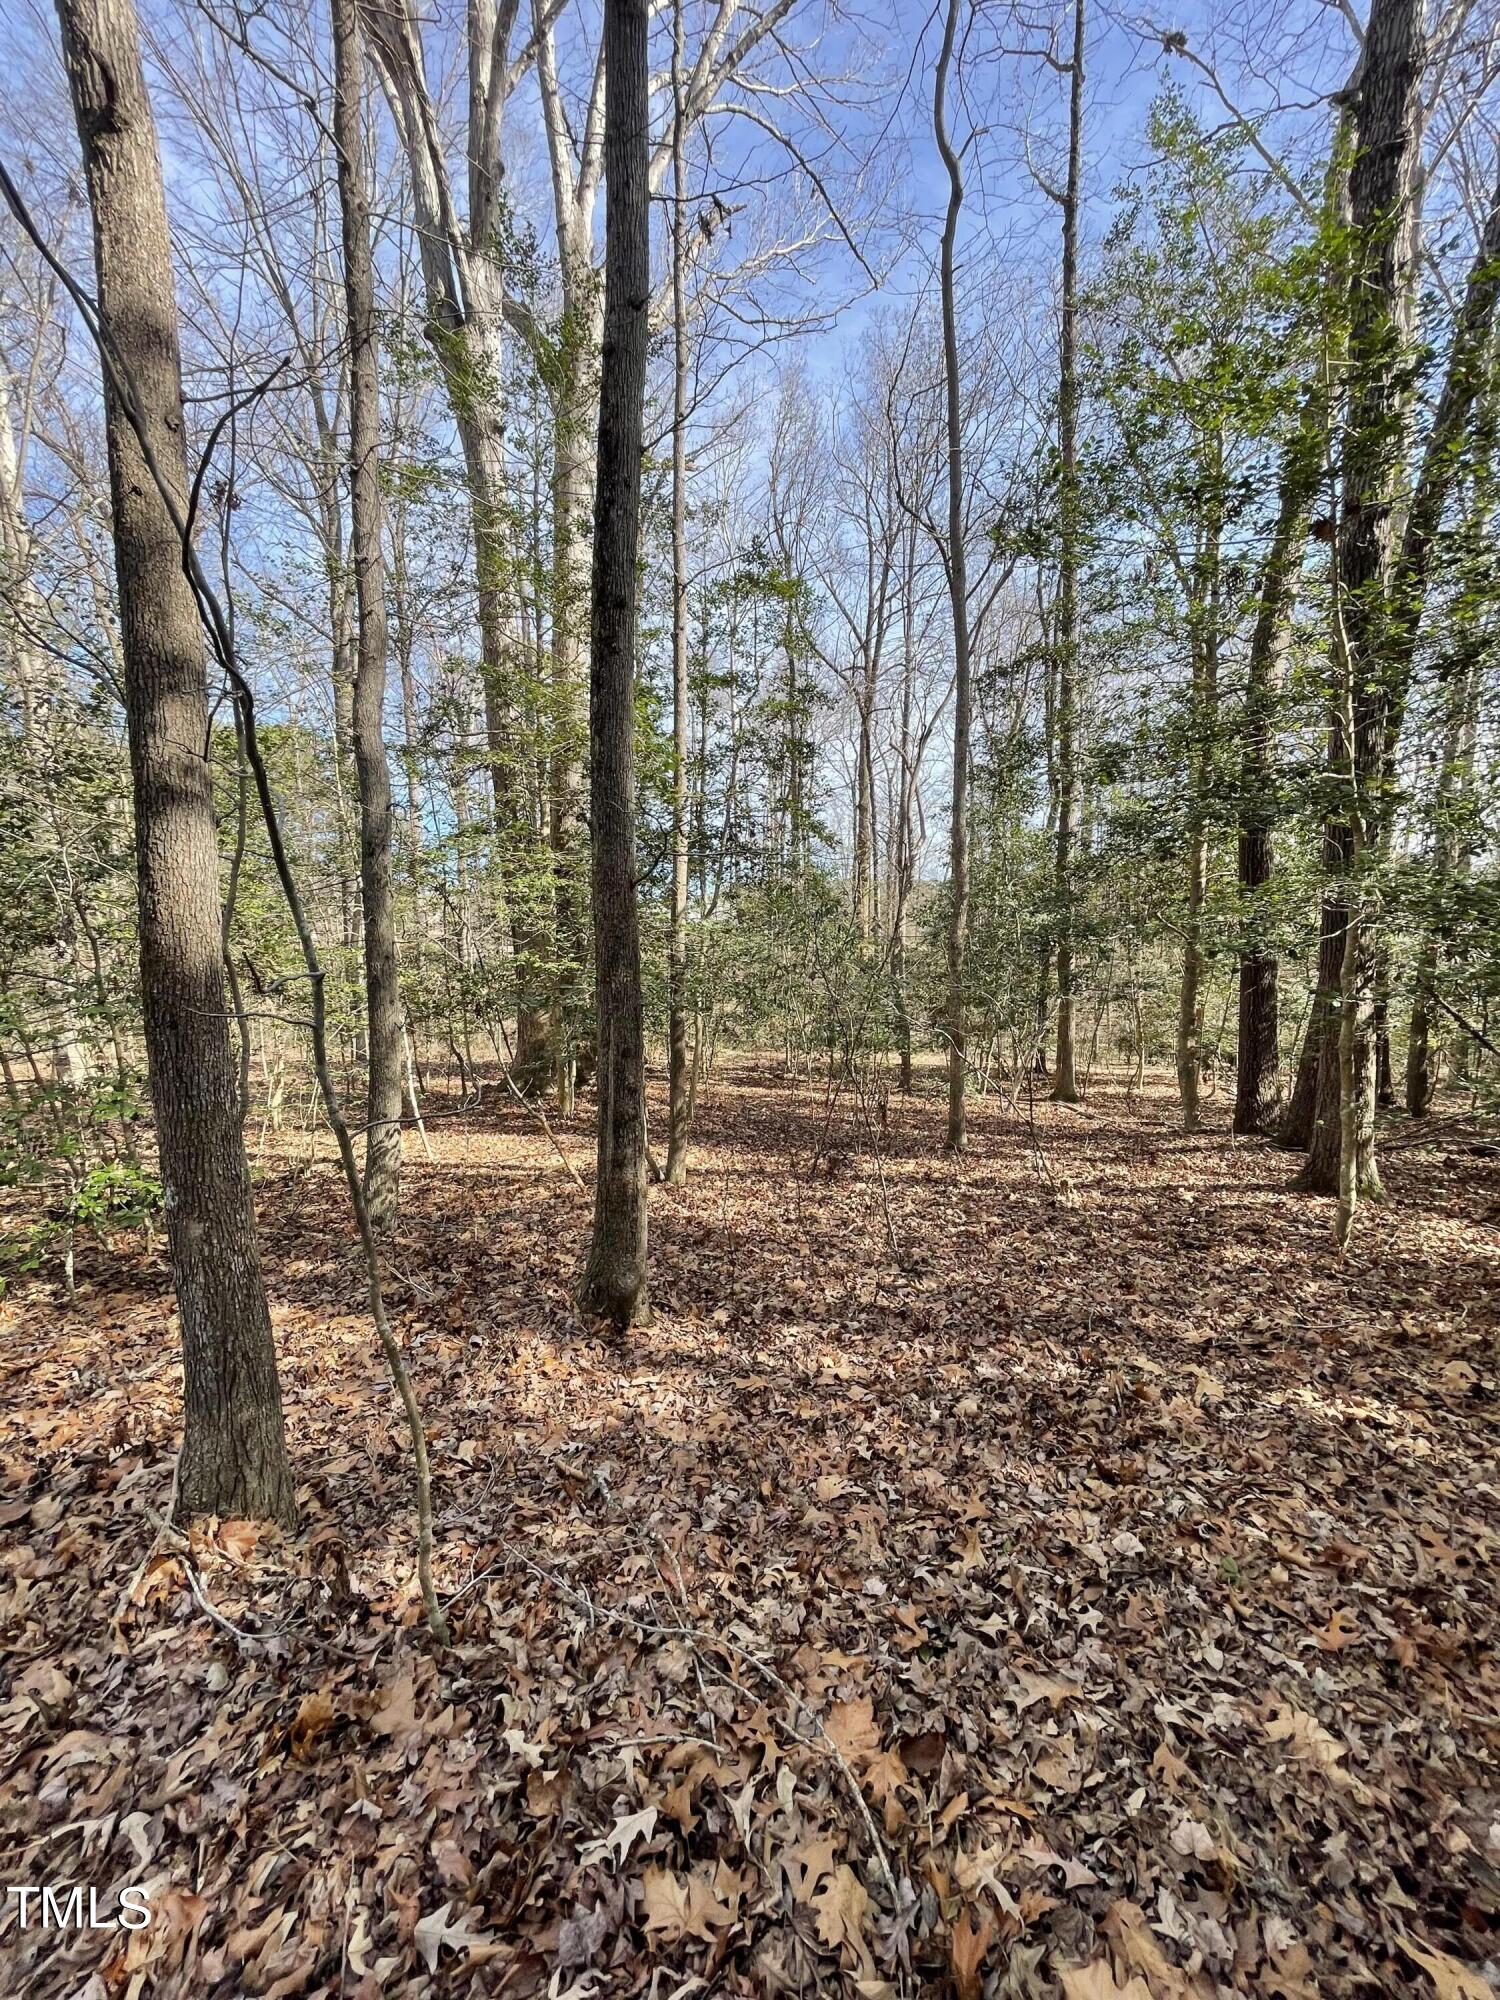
934,0 -> 972,1154
331,0 -> 402,1230
1309,0 -> 1426,1223
1234,396 -> 1322,1135
664,0 -> 692,1184
367,4 -> 552,1086
577,0 -> 650,1327
1052,0 -> 1085,1105
55,0 -> 294,1523
1176,447 -> 1223,1136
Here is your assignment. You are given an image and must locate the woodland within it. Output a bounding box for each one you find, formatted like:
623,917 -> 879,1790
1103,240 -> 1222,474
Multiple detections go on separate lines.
0,0 -> 1498,1993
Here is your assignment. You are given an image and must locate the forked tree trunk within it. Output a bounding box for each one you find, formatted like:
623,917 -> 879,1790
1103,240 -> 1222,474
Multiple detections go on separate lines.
1052,0 -> 1084,1106
577,0 -> 650,1327
331,0 -> 402,1230
56,0 -> 294,1522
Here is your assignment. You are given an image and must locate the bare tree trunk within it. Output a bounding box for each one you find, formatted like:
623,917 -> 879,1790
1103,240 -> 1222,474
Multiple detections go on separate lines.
1052,0 -> 1085,1106
1318,0 -> 1426,1230
578,0 -> 649,1327
366,4 -> 552,1086
934,0 -> 971,1155
664,0 -> 692,1184
548,344 -> 595,1113
1408,636 -> 1483,1112
855,652 -> 877,943
1177,466 -> 1223,1136
55,0 -> 294,1523
1235,397 -> 1322,1135
332,0 -> 402,1230
1176,790 -> 1208,1132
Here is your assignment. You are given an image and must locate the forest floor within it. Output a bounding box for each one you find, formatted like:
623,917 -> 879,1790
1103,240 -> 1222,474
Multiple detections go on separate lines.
2,1064 -> 1498,2000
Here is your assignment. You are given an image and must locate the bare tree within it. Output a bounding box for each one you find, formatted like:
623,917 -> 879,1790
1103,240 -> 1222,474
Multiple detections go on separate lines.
1303,0 -> 1426,1233
665,0 -> 693,1183
934,0 -> 974,1154
1051,0 -> 1085,1105
51,0 -> 295,1523
578,0 -> 650,1327
367,0 -> 556,1085
1233,390 -> 1322,1136
331,0 -> 402,1228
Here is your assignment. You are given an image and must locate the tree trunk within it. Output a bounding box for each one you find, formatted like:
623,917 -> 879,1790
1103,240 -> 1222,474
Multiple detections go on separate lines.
578,0 -> 650,1328
332,0 -> 402,1230
934,0 -> 971,1155
664,0 -> 691,1185
1290,798 -> 1351,1168
1177,464 -> 1223,1136
1176,804 -> 1207,1132
548,328 -> 596,1113
1052,0 -> 1085,1106
1317,0 -> 1426,1228
56,0 -> 294,1523
1234,396 -> 1322,1135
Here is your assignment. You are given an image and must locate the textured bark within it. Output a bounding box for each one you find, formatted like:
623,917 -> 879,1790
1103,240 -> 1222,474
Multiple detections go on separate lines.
1052,0 -> 1084,1106
1407,641 -> 1482,1112
664,0 -> 691,1185
1176,798 -> 1208,1131
548,358 -> 595,1112
1283,834 -> 1347,1156
577,0 -> 650,1327
1176,475 -> 1223,1136
1234,398 -> 1322,1135
934,0 -> 972,1154
367,2 -> 551,1082
56,0 -> 294,1522
1311,0 -> 1426,1223
331,0 -> 402,1230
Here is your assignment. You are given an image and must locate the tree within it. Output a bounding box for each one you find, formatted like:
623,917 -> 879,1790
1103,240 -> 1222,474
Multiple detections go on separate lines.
367,0 -> 556,1087
1051,0 -> 1085,1106
1233,390 -> 1322,1136
934,0 -> 974,1155
331,0 -> 403,1229
52,0 -> 295,1523
665,0 -> 693,1184
577,0 -> 650,1328
1304,0 -> 1426,1234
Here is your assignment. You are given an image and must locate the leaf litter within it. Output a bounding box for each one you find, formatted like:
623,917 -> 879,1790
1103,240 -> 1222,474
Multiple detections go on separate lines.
1,1070 -> 1497,1997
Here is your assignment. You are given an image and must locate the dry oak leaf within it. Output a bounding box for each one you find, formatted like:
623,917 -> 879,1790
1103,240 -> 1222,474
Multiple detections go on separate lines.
827,1695 -> 883,1764
1262,1703 -> 1349,1783
1151,1741 -> 1191,1792
369,1664 -> 419,1740
1315,1607 -> 1361,1652
1012,1667 -> 1084,1711
1168,1815 -> 1216,1862
784,1832 -> 841,1902
640,1861 -> 747,1945
1057,1960 -> 1154,2000
1395,1930 -> 1493,2000
579,1805 -> 658,1869
289,1688 -> 336,1762
810,1862 -> 874,1970
413,1899 -> 490,1971
1101,1900 -> 1214,1997
950,1909 -> 996,2000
